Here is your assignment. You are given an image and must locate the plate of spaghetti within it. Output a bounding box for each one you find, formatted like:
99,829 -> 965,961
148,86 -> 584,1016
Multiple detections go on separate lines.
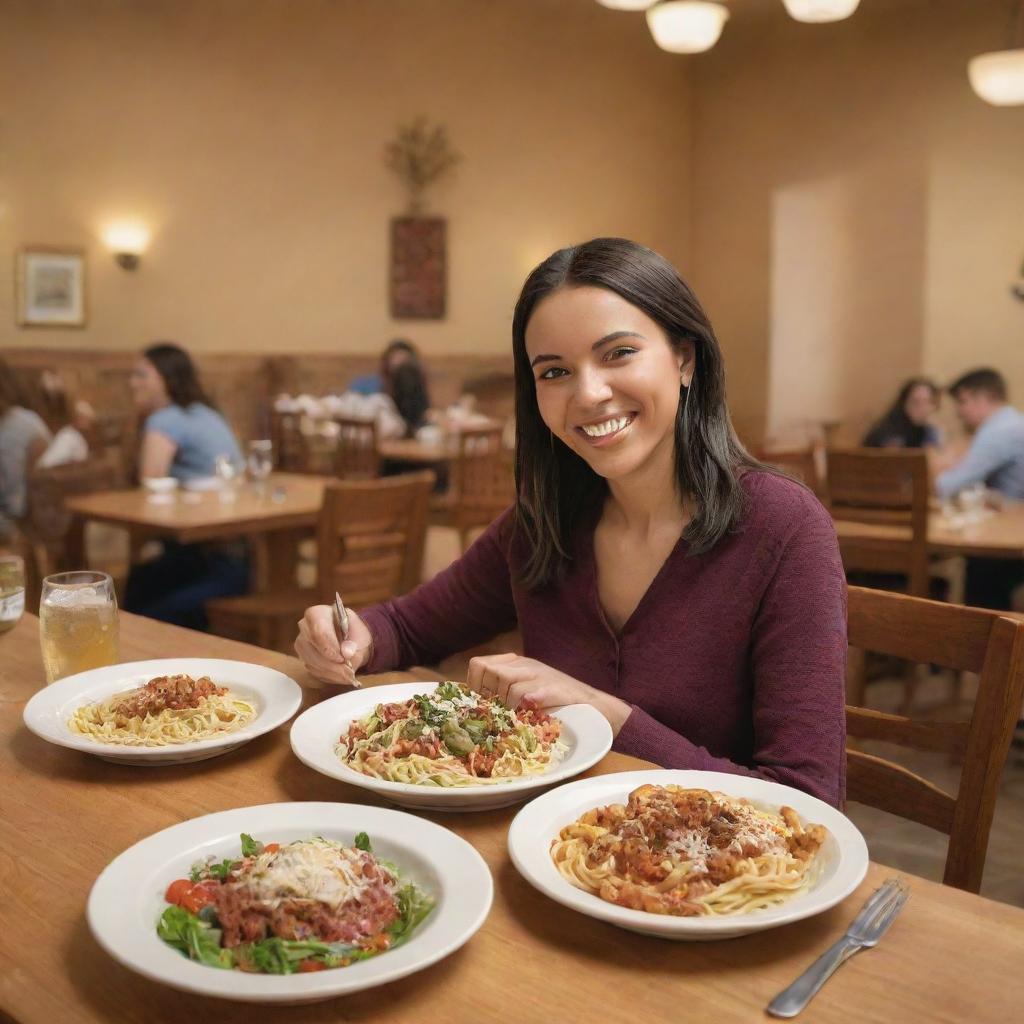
508,770 -> 869,940
289,681 -> 613,811
23,658 -> 302,765
87,802 -> 492,1002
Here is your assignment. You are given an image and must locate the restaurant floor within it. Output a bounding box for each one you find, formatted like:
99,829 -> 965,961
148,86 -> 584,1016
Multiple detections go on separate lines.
846,670 -> 1024,909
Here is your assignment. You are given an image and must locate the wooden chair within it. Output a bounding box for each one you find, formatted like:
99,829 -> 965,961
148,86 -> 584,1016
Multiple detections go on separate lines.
206,472 -> 433,653
827,448 -> 930,598
332,417 -> 380,479
432,426 -> 513,552
755,445 -> 823,497
269,409 -> 308,472
19,455 -> 122,608
829,448 -> 931,711
845,585 -> 1024,892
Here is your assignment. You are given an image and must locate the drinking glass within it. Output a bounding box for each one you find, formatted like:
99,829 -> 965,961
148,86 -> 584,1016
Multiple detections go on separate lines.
247,439 -> 274,498
0,555 -> 26,635
214,453 -> 239,503
39,571 -> 119,684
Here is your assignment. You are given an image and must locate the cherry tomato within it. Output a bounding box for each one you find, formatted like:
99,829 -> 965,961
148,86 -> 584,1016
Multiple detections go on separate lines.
180,882 -> 218,914
297,959 -> 326,973
164,879 -> 193,906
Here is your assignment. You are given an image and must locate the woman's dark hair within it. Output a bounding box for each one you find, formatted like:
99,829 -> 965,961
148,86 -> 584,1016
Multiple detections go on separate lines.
512,237 -> 759,589
380,338 -> 419,388
390,361 -> 431,436
143,342 -> 216,410
863,378 -> 938,449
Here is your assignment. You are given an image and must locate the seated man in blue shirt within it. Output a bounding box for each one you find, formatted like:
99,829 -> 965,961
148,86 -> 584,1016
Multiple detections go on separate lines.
935,368 -> 1024,609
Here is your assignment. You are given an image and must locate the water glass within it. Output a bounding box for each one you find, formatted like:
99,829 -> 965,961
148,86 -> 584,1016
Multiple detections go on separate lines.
0,555 -> 26,635
214,453 -> 240,503
247,439 -> 274,497
39,571 -> 119,684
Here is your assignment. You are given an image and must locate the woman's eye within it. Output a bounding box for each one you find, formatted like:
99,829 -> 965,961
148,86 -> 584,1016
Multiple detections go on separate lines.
538,366 -> 568,381
607,346 -> 637,360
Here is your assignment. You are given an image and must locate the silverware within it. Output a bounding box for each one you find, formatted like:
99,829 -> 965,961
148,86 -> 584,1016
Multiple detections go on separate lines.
767,877 -> 910,1018
333,592 -> 350,641
332,591 -> 360,688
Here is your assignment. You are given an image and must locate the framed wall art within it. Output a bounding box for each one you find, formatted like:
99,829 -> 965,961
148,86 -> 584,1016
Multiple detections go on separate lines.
16,247 -> 87,327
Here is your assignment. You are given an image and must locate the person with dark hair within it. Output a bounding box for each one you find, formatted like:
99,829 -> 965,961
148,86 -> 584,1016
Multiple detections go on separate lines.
292,239 -> 847,805
863,378 -> 940,449
130,342 -> 242,481
124,342 -> 248,629
934,367 -> 1024,609
0,358 -> 51,539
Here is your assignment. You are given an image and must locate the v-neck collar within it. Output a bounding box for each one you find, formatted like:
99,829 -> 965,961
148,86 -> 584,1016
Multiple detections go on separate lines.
581,514 -> 689,642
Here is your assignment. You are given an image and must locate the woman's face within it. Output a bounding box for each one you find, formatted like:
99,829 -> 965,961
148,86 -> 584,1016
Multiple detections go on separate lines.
904,384 -> 937,426
525,286 -> 693,485
129,357 -> 169,413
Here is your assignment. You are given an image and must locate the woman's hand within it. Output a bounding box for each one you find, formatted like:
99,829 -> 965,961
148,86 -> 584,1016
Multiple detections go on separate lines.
465,653 -> 631,736
294,605 -> 374,687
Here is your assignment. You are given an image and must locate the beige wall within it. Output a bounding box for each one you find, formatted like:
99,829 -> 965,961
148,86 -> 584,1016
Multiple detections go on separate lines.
0,0 -> 692,357
691,0 -> 1024,445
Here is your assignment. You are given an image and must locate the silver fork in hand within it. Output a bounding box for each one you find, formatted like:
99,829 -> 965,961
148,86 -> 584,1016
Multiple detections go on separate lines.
767,877 -> 910,1018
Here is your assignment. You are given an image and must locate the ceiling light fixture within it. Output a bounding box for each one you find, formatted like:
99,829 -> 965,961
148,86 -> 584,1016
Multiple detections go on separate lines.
646,1 -> 729,54
781,0 -> 861,23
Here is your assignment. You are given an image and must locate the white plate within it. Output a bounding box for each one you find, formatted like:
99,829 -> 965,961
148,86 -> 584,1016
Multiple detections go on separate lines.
87,802 -> 492,1003
289,682 -> 613,811
508,769 -> 869,941
22,658 -> 303,765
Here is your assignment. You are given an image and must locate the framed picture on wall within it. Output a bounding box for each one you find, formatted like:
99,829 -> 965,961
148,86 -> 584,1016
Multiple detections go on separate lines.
16,247 -> 87,327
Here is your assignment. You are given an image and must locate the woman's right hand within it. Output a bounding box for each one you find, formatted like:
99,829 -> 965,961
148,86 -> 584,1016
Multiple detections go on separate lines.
294,605 -> 374,686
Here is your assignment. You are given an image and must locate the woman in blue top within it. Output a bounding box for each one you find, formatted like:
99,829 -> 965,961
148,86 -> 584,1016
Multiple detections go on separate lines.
131,343 -> 242,480
123,343 -> 249,629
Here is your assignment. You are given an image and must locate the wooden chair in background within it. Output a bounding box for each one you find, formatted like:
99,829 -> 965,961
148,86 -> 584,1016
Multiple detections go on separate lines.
432,425 -> 513,552
19,455 -> 122,608
828,448 -> 931,712
755,445 -> 823,497
845,585 -> 1024,893
269,409 -> 309,472
206,472 -> 433,653
332,417 -> 380,479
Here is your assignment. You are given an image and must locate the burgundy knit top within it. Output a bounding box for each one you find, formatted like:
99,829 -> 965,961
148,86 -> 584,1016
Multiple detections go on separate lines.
362,470 -> 847,806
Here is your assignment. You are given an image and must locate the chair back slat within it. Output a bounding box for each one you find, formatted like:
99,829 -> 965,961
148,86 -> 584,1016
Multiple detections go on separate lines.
846,749 -> 956,833
332,417 -> 380,479
846,707 -> 967,757
848,586 -> 992,671
315,472 -> 433,609
829,448 -> 929,596
845,586 -> 1024,891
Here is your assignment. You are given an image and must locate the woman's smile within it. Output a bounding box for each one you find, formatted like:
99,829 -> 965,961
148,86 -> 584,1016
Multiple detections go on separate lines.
575,412 -> 637,446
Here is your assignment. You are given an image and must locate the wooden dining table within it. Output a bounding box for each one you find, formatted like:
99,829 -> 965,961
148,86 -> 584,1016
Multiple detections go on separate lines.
833,501 -> 1024,560
1,612 -> 1022,1023
64,472 -> 328,591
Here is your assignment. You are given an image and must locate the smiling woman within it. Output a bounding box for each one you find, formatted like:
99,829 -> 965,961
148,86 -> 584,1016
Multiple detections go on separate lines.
295,238 -> 848,807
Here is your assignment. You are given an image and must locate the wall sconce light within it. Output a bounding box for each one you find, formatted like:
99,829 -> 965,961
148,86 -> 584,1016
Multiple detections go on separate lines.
102,222 -> 150,271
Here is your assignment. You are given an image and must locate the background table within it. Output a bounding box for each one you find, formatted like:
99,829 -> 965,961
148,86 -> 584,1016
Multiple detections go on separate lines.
833,502 -> 1024,560
2,613 -> 1022,1023
64,472 -> 327,590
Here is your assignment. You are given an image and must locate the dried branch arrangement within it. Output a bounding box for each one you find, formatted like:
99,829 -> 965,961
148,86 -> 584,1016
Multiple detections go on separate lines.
385,115 -> 460,214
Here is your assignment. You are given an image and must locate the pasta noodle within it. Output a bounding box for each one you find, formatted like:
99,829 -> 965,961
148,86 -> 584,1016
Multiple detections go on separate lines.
337,681 -> 567,787
551,784 -> 827,917
69,673 -> 256,746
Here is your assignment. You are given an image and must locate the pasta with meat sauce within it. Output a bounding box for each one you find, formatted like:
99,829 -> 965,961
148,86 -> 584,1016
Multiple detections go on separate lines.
68,673 -> 256,746
550,784 -> 827,916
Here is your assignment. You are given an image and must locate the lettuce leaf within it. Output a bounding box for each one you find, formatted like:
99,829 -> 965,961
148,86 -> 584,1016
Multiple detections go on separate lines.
157,906 -> 233,969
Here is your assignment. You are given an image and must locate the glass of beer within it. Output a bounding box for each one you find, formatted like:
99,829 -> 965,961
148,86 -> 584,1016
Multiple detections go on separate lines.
39,571 -> 120,684
0,555 -> 26,634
